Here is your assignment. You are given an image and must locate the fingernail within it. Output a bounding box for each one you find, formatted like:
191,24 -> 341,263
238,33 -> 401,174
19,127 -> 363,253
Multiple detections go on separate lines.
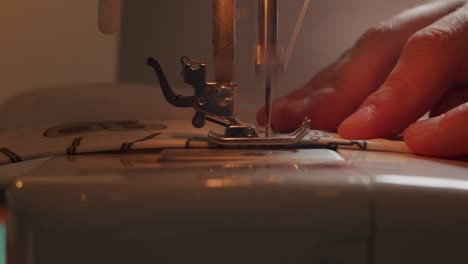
403,116 -> 445,156
343,105 -> 375,125
282,96 -> 316,113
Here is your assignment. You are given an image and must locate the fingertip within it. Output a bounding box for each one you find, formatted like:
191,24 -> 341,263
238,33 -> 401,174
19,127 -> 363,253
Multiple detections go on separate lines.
271,94 -> 335,133
260,86 -> 369,133
404,104 -> 468,158
270,99 -> 304,132
403,116 -> 441,156
256,106 -> 266,126
257,98 -> 288,126
257,98 -> 293,131
338,105 -> 376,139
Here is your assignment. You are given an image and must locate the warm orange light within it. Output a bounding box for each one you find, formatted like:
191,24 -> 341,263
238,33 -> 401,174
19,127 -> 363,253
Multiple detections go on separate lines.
205,179 -> 228,188
293,164 -> 300,170
15,181 -> 23,189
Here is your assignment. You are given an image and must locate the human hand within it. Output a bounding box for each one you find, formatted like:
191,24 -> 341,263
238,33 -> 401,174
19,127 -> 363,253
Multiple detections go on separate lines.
258,0 -> 468,158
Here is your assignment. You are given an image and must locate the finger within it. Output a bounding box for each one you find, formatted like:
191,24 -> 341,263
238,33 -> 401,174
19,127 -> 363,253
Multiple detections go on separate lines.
430,86 -> 468,116
285,0 -> 465,103
339,3 -> 468,139
256,63 -> 335,130
404,103 -> 468,158
259,0 -> 467,132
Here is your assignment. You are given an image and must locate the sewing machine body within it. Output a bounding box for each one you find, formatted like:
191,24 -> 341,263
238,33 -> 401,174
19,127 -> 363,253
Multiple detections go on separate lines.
7,148 -> 468,264
3,2 -> 468,263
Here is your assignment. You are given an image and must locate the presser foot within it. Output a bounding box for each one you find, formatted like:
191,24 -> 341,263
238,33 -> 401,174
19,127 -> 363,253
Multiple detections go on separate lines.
208,118 -> 311,147
147,56 -> 310,146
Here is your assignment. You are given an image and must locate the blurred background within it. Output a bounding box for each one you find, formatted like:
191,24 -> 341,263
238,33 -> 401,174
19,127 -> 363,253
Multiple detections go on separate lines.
0,0 -> 427,132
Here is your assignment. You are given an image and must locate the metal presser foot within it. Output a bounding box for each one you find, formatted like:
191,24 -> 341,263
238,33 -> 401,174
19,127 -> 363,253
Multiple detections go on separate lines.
147,56 -> 310,147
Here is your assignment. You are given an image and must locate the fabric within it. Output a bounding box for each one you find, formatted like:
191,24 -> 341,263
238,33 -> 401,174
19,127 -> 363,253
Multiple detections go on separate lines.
0,120 -> 411,166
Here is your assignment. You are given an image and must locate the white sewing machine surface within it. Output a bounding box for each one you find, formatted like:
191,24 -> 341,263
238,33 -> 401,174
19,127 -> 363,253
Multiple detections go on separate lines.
4,123 -> 468,263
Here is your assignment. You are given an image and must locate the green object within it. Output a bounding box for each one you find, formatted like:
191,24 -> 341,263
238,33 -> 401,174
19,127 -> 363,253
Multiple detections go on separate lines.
0,223 -> 6,264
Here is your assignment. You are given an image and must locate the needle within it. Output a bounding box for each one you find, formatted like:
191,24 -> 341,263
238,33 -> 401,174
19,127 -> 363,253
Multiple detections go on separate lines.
257,0 -> 279,137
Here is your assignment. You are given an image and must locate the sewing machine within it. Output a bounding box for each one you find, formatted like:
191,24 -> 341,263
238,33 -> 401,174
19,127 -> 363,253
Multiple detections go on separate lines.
4,1 -> 468,263
143,0 -> 312,145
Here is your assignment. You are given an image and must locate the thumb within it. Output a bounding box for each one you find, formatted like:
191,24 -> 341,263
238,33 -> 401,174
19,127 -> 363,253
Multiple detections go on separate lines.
404,103 -> 468,158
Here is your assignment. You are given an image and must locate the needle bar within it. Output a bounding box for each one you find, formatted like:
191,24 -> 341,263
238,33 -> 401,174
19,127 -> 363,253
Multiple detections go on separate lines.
98,0 -> 121,34
213,0 -> 236,84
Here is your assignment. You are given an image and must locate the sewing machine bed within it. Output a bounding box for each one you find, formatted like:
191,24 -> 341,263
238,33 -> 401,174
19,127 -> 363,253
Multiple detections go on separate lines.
5,123 -> 468,263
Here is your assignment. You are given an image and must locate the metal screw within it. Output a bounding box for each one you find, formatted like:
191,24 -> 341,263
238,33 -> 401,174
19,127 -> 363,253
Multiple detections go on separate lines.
197,97 -> 206,106
245,128 -> 255,137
